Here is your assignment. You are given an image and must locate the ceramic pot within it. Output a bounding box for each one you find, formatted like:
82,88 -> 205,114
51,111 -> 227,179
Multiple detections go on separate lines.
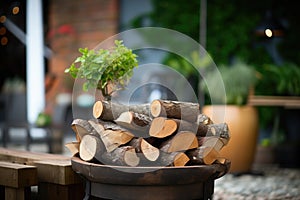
202,105 -> 259,173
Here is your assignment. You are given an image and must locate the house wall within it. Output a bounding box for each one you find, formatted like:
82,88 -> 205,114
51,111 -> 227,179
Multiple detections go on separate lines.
46,0 -> 119,113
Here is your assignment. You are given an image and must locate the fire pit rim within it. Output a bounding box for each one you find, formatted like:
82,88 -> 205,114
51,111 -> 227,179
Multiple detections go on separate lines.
71,156 -> 230,186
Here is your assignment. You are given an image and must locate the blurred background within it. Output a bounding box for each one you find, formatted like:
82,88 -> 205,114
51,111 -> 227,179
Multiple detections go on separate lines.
0,0 -> 299,170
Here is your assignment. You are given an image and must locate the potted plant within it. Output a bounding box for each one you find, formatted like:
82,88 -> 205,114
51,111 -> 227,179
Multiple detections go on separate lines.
65,40 -> 138,100
255,62 -> 300,167
200,59 -> 258,173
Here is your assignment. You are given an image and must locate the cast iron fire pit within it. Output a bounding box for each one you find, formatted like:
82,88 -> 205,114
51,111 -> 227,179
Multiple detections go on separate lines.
71,156 -> 230,200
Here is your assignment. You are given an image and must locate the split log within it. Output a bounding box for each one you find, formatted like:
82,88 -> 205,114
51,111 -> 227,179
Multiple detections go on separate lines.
206,123 -> 230,145
198,137 -> 227,152
150,99 -> 200,122
98,120 -> 129,131
215,157 -> 227,164
114,111 -> 152,134
160,152 -> 190,167
149,117 -> 177,138
101,146 -> 140,167
100,129 -> 134,152
197,113 -> 213,125
93,100 -> 150,121
79,135 -> 105,162
129,137 -> 160,162
187,146 -> 219,165
71,119 -> 95,141
88,120 -> 135,152
160,131 -> 198,153
64,142 -> 79,156
88,119 -> 105,137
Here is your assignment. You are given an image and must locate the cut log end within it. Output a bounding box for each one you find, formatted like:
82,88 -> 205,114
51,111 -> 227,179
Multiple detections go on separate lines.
93,101 -> 104,119
141,139 -> 160,161
161,131 -> 198,153
150,99 -> 163,117
173,152 -> 190,167
124,148 -> 140,167
79,135 -> 103,162
149,117 -> 177,138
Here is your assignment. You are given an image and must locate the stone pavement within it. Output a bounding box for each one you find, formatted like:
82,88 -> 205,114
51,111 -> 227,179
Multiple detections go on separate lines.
214,164 -> 300,200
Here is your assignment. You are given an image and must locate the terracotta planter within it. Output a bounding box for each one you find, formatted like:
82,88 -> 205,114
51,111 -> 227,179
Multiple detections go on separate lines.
202,105 -> 259,173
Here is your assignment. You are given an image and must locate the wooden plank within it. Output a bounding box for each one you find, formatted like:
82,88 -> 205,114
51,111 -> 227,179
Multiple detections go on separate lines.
248,95 -> 300,108
32,160 -> 82,185
0,148 -> 81,185
0,147 -> 70,163
5,187 -> 31,200
0,161 -> 37,188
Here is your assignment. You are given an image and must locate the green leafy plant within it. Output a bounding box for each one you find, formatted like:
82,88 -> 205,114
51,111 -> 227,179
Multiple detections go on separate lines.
65,40 -> 138,99
256,63 -> 300,96
201,59 -> 257,105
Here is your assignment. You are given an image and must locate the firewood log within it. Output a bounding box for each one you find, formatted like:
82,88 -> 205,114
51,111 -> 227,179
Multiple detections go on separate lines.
150,99 -> 200,122
79,135 -> 105,162
160,131 -> 198,153
198,136 -> 227,152
64,142 -> 79,156
88,119 -> 105,137
187,146 -> 220,165
206,123 -> 230,145
197,113 -> 213,125
149,117 -> 177,138
129,137 -> 160,162
93,100 -> 150,121
114,111 -> 152,135
71,119 -> 96,141
100,129 -> 134,152
159,152 -> 190,167
101,146 -> 140,167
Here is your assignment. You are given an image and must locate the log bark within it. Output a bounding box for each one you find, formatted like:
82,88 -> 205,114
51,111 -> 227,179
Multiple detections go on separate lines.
150,99 -> 200,122
71,119 -> 96,141
88,119 -> 105,137
160,152 -> 190,167
79,135 -> 105,162
187,146 -> 219,165
93,100 -> 150,121
149,117 -> 177,138
101,146 -> 140,167
129,137 -> 160,162
114,111 -> 152,134
160,131 -> 198,153
98,120 -> 128,131
197,113 -> 213,125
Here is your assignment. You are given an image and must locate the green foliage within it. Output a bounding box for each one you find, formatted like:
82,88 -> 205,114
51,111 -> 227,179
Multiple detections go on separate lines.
65,40 -> 138,99
165,51 -> 212,77
201,59 -> 257,105
150,0 -> 200,42
256,63 -> 300,96
35,112 -> 52,127
147,0 -> 267,66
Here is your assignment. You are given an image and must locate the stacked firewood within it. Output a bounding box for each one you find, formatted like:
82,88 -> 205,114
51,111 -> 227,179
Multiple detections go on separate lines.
66,99 -> 230,167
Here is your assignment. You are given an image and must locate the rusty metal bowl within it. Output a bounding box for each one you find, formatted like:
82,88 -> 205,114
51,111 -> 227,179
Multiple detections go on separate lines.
71,156 -> 230,200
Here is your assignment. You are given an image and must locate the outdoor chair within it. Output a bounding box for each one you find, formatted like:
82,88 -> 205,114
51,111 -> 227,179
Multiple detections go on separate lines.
0,92 -> 53,152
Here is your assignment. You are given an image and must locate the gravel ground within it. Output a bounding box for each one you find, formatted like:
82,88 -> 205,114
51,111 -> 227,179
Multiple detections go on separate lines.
214,165 -> 300,200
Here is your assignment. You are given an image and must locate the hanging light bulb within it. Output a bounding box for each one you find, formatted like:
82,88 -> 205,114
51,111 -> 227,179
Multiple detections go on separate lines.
255,10 -> 284,38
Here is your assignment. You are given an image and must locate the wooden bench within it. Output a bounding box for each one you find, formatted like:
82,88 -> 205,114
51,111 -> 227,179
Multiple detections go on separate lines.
0,161 -> 37,200
0,148 -> 84,200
